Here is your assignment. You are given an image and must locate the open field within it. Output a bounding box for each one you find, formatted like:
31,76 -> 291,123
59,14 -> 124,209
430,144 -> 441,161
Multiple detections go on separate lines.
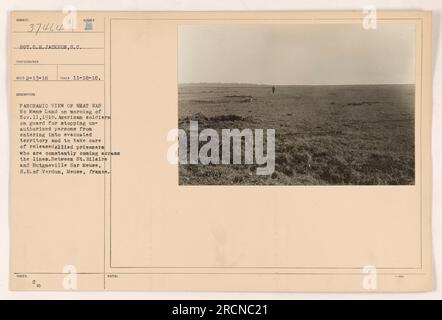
178,84 -> 415,185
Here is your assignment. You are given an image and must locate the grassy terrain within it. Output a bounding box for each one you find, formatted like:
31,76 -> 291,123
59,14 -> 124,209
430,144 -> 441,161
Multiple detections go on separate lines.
178,84 -> 415,185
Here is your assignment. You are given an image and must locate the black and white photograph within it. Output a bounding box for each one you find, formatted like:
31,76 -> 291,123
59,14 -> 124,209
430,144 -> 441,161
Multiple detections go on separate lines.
178,24 -> 416,185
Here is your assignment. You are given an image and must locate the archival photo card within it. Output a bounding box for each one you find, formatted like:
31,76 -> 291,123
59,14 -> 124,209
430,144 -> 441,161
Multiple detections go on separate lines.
9,11 -> 431,292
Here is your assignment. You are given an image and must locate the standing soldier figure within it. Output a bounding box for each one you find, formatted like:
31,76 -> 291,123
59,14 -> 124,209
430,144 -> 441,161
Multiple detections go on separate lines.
272,85 -> 275,94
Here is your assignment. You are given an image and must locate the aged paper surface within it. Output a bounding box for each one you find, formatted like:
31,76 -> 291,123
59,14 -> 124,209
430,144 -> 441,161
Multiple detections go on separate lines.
10,11 -> 432,291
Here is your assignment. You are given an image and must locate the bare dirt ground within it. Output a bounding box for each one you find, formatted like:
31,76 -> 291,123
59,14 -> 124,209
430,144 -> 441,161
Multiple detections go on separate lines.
178,84 -> 415,185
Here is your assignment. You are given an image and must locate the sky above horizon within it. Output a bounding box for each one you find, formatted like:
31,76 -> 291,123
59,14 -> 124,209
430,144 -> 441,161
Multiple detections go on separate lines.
178,23 -> 415,85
